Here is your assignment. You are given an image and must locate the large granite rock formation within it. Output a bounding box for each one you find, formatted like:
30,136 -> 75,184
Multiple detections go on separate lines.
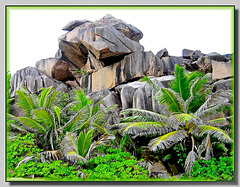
9,15 -> 233,119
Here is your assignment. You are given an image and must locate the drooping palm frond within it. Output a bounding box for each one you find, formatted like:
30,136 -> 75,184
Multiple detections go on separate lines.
17,117 -> 47,134
157,88 -> 185,113
85,134 -> 115,160
204,117 -> 230,127
40,150 -> 62,162
7,113 -> 31,133
121,108 -> 169,123
194,103 -> 231,121
196,133 -> 213,161
16,90 -> 37,117
169,64 -> 190,101
149,130 -> 187,152
114,122 -> 174,138
184,150 -> 198,173
31,107 -> 56,129
189,125 -> 232,143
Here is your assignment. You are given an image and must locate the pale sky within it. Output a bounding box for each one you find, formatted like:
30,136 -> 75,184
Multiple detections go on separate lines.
8,7 -> 233,74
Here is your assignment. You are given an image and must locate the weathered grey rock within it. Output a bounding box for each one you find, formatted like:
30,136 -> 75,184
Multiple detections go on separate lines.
35,58 -> 58,77
212,60 -> 232,80
182,49 -> 204,60
161,56 -> 185,75
80,74 -> 92,94
116,76 -> 173,112
156,48 -> 168,59
94,14 -> 143,42
10,66 -> 68,97
191,53 -> 229,73
101,91 -> 121,108
91,51 -> 164,92
64,19 -> 143,60
62,19 -> 90,31
212,78 -> 233,92
133,83 -> 153,111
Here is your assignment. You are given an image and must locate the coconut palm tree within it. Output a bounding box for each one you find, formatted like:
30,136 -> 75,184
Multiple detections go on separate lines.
113,65 -> 232,173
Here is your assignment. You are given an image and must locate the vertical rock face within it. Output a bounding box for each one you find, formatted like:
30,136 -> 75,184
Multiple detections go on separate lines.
90,51 -> 164,92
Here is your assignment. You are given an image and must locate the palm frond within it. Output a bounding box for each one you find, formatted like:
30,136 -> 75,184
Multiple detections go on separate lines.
40,150 -> 62,162
184,150 -> 198,173
169,64 -> 190,101
78,129 -> 94,157
173,113 -> 198,123
204,117 -> 230,127
85,134 -> 115,160
60,105 -> 88,132
43,89 -> 58,109
39,86 -> 53,107
7,113 -> 31,133
17,117 -> 46,133
125,122 -> 173,138
149,130 -> 187,151
121,108 -> 169,123
16,90 -> 37,117
195,103 -> 231,121
31,107 -> 56,129
65,150 -> 87,163
61,132 -> 78,159
189,125 -> 232,143
157,88 -> 185,113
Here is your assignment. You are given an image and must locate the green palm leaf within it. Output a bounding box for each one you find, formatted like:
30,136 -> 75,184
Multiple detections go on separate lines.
17,117 -> 46,133
121,108 -> 169,123
78,129 -> 94,157
118,122 -> 173,138
169,64 -> 190,101
39,86 -> 53,107
189,125 -> 232,143
149,130 -> 187,151
31,107 -> 56,129
157,88 -> 185,113
16,90 -> 37,117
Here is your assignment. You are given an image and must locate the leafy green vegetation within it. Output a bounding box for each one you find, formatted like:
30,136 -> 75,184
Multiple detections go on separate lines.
6,64 -> 234,181
82,148 -> 148,181
181,157 -> 234,181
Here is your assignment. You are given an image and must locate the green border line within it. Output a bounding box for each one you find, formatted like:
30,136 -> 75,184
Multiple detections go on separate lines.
5,5 -> 236,183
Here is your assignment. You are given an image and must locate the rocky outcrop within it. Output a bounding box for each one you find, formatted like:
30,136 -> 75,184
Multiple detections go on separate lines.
9,15 -> 233,120
10,66 -> 68,97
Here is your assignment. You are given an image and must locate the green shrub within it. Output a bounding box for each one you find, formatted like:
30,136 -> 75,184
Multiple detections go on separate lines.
7,133 -> 42,178
82,148 -> 148,181
11,160 -> 82,181
182,157 -> 234,181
